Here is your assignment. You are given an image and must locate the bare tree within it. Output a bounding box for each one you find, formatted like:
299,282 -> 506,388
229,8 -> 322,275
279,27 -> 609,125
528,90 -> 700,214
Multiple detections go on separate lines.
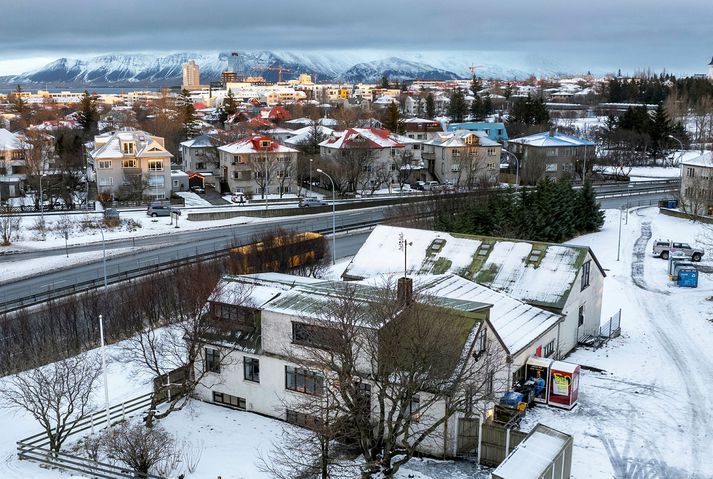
276,157 -> 296,198
101,421 -> 180,477
0,354 -> 101,452
123,264 -> 252,427
276,280 -> 506,478
248,153 -> 280,199
0,204 -> 22,245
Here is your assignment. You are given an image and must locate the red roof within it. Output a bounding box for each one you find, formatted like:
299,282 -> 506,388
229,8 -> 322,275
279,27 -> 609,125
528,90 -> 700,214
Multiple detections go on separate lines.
193,102 -> 208,110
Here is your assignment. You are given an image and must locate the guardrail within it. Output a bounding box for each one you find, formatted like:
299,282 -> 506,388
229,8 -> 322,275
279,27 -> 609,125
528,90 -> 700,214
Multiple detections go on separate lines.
17,392 -> 166,479
0,220 -> 381,314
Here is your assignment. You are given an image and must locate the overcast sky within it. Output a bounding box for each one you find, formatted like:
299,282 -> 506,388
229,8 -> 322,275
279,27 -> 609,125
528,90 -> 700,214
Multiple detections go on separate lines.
1,0 -> 712,76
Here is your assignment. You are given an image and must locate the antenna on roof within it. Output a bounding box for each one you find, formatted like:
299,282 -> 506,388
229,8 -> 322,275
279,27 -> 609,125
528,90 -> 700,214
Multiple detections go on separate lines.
398,233 -> 413,279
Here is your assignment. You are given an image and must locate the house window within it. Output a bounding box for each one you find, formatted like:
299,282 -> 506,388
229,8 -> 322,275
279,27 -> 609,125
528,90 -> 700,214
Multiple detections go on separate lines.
581,260 -> 591,290
196,162 -> 205,170
409,395 -> 421,421
213,302 -> 257,332
244,357 -> 260,383
285,366 -> 324,395
122,158 -> 138,168
487,148 -> 496,156
286,409 -> 322,430
173,180 -> 179,188
474,328 -> 487,358
122,142 -> 135,154
98,177 -> 113,187
148,160 -> 164,171
452,149 -> 461,157
578,305 -> 585,327
260,140 -> 271,148
485,370 -> 494,397
148,192 -> 166,200
687,168 -> 695,178
205,348 -> 220,373
545,163 -> 558,172
277,170 -> 289,178
98,160 -> 112,169
546,148 -> 557,157
213,391 -> 245,410
292,322 -> 339,351
543,340 -> 555,358
148,175 -> 165,188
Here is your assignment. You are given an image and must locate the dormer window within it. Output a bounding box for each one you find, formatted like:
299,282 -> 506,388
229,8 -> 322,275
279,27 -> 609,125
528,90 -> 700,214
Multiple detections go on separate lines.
260,140 -> 271,149
122,141 -> 136,155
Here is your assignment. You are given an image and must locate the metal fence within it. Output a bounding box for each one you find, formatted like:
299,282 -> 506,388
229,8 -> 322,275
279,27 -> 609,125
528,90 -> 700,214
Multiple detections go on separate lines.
456,417 -> 527,467
16,392 -> 167,479
579,309 -> 622,349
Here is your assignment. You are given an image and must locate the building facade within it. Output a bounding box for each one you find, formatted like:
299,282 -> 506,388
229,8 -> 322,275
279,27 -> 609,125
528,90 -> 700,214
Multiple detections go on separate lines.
0,128 -> 26,199
217,135 -> 298,197
182,60 -> 200,89
681,152 -> 713,216
422,130 -> 501,187
87,129 -> 173,201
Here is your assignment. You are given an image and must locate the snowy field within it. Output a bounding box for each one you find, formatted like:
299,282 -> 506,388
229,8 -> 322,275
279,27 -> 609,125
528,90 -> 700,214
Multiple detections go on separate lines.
2,208 -> 713,478
522,207 -> 713,479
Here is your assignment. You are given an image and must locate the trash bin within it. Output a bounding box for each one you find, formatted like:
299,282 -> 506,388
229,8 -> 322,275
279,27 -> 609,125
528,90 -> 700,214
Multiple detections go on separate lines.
678,269 -> 698,288
667,200 -> 677,209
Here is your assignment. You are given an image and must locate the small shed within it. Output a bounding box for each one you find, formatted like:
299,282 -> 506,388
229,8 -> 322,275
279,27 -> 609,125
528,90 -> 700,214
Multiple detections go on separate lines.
491,424 -> 573,479
171,170 -> 189,192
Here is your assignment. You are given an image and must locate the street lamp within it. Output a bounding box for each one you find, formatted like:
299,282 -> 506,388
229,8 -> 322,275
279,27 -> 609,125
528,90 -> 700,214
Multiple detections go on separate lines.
98,224 -> 110,428
668,134 -> 685,195
501,150 -> 519,188
316,168 -> 336,265
39,173 -> 47,226
668,134 -> 684,167
309,158 -> 313,197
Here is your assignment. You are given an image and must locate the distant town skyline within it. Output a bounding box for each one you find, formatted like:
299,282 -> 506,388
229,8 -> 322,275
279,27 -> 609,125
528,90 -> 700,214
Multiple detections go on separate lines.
1,0 -> 712,77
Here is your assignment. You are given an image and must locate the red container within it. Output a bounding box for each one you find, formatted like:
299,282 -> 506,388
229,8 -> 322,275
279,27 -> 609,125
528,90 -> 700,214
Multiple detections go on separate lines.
548,360 -> 580,410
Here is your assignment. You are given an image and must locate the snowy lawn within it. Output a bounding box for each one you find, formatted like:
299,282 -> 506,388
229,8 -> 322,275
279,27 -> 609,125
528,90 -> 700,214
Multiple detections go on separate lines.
522,207 -> 713,478
175,191 -> 212,207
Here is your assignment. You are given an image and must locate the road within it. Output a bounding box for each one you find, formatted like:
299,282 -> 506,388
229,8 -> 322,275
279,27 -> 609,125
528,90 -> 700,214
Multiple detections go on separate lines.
0,182 -> 677,313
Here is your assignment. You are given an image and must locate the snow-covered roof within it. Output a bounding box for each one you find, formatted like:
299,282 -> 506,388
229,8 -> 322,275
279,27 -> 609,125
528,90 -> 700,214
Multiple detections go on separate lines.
284,125 -> 334,146
492,425 -> 571,479
343,225 -> 602,311
406,275 -> 561,355
89,129 -> 173,160
0,128 -> 22,150
180,134 -> 215,148
424,129 -> 500,148
508,131 -> 594,147
682,152 -> 713,168
171,170 -> 189,178
320,128 -> 405,150
217,135 -> 298,155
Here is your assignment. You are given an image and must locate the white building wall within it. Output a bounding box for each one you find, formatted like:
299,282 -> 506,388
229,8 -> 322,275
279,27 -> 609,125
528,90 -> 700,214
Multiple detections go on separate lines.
559,252 -> 604,355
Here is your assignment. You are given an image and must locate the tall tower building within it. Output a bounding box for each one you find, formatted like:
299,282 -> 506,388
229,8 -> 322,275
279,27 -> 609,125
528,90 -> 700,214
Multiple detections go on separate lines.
708,57 -> 713,80
182,60 -> 200,89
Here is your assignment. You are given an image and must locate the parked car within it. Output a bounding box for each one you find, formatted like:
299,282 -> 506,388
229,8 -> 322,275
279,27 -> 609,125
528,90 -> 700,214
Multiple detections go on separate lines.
147,204 -> 172,217
231,192 -> 247,204
422,181 -> 440,191
299,197 -> 328,208
652,240 -> 704,261
411,181 -> 425,191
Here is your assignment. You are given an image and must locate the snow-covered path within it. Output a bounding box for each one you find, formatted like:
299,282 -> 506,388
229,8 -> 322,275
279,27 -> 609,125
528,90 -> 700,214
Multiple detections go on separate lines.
525,208 -> 713,479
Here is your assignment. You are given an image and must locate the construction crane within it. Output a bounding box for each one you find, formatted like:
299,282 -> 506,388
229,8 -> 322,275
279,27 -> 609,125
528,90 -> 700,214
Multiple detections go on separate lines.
249,64 -> 294,82
469,63 -> 486,80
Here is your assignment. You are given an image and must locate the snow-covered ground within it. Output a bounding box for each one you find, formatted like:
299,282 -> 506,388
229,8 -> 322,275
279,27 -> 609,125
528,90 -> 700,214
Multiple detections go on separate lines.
522,207 -> 713,478
3,208 -> 713,478
175,191 -> 212,207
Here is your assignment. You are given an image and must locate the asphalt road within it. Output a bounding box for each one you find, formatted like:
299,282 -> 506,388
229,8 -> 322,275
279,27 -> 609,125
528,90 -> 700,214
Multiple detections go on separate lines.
0,183 -> 678,312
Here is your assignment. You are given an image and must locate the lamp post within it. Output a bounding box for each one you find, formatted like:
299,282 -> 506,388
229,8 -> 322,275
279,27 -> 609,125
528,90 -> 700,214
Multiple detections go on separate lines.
39,173 -> 47,225
668,134 -> 684,168
98,225 -> 110,428
502,150 -> 519,188
616,207 -> 623,262
316,168 -> 336,265
309,158 -> 313,197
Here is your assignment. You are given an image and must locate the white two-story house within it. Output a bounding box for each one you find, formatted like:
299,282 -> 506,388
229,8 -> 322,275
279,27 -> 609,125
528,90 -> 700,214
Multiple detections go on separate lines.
422,130 -> 501,188
87,129 -> 173,201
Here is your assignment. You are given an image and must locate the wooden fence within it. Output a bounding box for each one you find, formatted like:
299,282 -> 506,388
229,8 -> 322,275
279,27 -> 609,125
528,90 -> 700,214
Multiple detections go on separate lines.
456,416 -> 527,467
16,392 -> 167,479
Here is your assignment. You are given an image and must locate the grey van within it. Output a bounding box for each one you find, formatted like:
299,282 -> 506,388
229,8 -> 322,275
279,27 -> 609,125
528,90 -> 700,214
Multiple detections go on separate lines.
147,204 -> 172,217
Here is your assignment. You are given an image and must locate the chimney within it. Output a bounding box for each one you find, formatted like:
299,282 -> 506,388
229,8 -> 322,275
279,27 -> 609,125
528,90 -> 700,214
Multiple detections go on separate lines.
397,276 -> 413,304
548,128 -> 556,137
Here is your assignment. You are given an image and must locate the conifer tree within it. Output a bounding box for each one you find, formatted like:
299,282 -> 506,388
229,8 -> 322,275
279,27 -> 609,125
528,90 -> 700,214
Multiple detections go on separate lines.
649,103 -> 672,159
575,180 -> 604,233
383,102 -> 400,133
177,89 -> 200,140
425,93 -> 436,119
77,91 -> 99,139
447,89 -> 467,122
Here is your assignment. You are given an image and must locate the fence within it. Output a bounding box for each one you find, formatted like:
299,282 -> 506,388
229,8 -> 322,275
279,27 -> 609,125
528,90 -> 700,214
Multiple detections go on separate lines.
17,392 -> 167,479
579,308 -> 622,349
3,201 -> 96,214
456,417 -> 527,467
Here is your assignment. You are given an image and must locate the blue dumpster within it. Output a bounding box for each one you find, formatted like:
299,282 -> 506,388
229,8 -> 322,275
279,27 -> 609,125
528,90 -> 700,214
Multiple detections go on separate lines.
678,269 -> 698,288
667,200 -> 678,209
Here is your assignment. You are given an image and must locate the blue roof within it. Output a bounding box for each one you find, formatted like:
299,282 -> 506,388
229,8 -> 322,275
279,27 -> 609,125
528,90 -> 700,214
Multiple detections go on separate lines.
447,122 -> 508,142
507,131 -> 594,147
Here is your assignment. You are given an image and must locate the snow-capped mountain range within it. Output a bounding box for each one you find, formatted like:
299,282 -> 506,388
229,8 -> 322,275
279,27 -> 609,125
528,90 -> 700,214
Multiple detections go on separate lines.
0,51 -> 570,86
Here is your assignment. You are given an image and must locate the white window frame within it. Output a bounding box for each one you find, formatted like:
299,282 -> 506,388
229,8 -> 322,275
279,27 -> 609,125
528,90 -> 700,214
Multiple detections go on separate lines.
98,160 -> 112,169
148,160 -> 164,171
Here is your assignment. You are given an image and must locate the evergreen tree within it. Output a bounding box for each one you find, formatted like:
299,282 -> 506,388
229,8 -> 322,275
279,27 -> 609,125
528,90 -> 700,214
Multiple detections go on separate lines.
425,93 -> 436,119
648,103 -> 672,159
177,89 -> 201,140
219,89 -> 239,126
383,102 -> 400,133
447,89 -> 467,122
508,94 -> 549,126
77,91 -> 99,139
575,180 -> 604,233
10,85 -> 30,127
380,75 -> 390,89
483,94 -> 493,116
469,77 -> 486,120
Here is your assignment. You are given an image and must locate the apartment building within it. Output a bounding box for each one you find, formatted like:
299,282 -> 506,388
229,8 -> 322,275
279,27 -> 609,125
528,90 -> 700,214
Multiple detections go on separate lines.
87,129 -> 173,201
182,60 -> 200,89
217,135 -> 298,196
0,128 -> 26,199
422,130 -> 501,187
681,152 -> 713,216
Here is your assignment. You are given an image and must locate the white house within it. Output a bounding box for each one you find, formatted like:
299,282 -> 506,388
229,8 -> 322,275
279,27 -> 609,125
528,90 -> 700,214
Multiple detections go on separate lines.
342,225 -> 605,356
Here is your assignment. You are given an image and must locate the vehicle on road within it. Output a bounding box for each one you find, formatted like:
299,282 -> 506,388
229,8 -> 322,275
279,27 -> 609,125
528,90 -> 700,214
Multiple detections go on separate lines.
653,240 -> 704,261
231,192 -> 247,204
422,181 -> 440,191
299,197 -> 328,208
147,204 -> 172,217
